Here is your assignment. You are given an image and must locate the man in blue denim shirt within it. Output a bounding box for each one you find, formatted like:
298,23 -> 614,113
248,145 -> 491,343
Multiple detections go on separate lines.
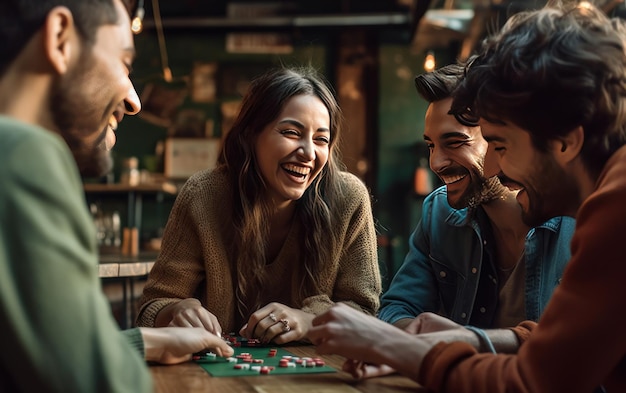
378,64 -> 575,329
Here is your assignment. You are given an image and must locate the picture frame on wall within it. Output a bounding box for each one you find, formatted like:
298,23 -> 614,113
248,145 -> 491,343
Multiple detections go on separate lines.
190,62 -> 218,103
139,80 -> 188,127
163,138 -> 221,179
169,107 -> 207,138
218,63 -> 272,98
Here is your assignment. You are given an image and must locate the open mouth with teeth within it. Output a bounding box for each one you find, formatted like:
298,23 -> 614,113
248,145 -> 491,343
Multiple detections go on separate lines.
282,163 -> 311,178
497,176 -> 524,192
104,113 -> 121,151
440,173 -> 467,185
504,183 -> 524,193
108,114 -> 119,131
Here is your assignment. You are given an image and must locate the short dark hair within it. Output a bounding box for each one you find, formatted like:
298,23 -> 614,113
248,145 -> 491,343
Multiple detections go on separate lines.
452,2 -> 626,177
0,0 -> 132,75
415,63 -> 478,127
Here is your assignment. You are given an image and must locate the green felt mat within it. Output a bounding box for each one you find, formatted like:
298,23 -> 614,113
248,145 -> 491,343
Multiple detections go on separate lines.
195,346 -> 336,377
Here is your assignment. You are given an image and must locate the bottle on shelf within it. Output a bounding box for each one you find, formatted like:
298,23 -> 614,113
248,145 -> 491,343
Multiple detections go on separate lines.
120,156 -> 140,186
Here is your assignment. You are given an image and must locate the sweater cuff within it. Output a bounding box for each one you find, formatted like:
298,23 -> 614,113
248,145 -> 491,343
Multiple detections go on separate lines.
418,342 -> 477,391
508,320 -> 537,346
136,298 -> 180,327
122,328 -> 145,358
300,295 -> 335,315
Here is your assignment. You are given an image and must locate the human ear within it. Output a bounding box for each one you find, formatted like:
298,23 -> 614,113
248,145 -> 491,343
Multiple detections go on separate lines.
43,6 -> 75,75
552,126 -> 584,165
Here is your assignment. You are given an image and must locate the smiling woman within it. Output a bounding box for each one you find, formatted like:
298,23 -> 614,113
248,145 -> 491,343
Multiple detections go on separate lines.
137,66 -> 382,345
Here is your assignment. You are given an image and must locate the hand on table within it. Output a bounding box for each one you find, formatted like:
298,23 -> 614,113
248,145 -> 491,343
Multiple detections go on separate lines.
164,298 -> 222,337
342,359 -> 397,379
339,313 -> 466,379
309,303 -> 433,382
140,327 -> 234,365
239,302 -> 314,344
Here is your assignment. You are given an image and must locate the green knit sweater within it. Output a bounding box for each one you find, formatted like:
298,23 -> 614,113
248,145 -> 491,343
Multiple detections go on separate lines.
0,116 -> 151,392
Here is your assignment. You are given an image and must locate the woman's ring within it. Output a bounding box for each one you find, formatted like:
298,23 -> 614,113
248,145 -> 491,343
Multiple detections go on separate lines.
280,318 -> 291,332
269,313 -> 277,322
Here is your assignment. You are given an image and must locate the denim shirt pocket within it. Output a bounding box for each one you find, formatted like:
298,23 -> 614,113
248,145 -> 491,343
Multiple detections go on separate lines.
430,255 -> 459,316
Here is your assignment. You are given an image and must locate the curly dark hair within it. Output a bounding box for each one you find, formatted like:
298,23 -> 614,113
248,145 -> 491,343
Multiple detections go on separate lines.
451,1 -> 626,178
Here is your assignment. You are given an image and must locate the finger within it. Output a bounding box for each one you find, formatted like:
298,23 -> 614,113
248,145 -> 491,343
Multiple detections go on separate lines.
214,341 -> 234,358
252,319 -> 267,340
342,359 -> 365,379
361,364 -> 396,378
238,323 -> 249,338
246,305 -> 273,337
198,312 -> 222,336
253,313 -> 280,339
269,323 -> 295,345
200,332 -> 234,358
260,318 -> 285,344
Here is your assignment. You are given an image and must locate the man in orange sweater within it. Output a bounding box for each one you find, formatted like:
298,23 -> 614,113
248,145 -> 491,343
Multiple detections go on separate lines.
309,2 -> 626,392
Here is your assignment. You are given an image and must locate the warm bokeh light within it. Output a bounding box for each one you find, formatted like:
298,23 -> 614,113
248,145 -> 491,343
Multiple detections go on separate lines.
131,3 -> 145,34
131,16 -> 143,34
424,51 -> 436,73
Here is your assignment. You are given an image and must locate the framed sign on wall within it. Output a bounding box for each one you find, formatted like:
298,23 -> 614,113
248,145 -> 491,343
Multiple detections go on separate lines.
164,138 -> 221,179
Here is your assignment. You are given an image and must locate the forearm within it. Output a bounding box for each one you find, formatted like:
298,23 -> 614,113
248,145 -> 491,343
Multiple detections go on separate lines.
393,318 -> 414,330
484,329 -> 520,353
373,331 -> 431,382
415,328 -> 519,354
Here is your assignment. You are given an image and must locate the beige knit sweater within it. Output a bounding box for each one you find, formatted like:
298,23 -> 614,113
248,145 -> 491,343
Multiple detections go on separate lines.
136,168 -> 381,333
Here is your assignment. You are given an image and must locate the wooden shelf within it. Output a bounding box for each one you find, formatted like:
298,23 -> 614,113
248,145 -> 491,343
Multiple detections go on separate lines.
84,182 -> 177,195
84,182 -> 177,241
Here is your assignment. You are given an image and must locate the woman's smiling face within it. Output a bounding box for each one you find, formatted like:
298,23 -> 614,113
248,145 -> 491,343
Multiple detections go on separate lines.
254,94 -> 331,206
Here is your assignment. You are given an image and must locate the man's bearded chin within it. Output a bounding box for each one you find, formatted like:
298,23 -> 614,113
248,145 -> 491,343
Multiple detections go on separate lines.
68,134 -> 113,178
74,148 -> 113,177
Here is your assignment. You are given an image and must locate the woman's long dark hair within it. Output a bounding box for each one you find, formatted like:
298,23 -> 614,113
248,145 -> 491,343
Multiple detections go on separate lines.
218,66 -> 345,318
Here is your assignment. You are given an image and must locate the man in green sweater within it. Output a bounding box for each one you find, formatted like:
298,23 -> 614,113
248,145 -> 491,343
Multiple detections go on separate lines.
0,0 -> 232,392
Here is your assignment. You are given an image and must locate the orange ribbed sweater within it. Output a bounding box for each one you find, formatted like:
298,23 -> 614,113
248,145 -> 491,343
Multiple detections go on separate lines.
420,146 -> 626,393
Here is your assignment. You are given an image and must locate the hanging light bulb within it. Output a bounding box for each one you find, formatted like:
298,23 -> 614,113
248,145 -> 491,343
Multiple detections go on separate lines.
131,0 -> 145,34
424,51 -> 436,72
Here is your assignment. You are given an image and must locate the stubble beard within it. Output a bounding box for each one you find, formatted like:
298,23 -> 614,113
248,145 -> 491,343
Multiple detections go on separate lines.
451,171 -> 507,210
520,155 -> 578,227
50,52 -> 113,178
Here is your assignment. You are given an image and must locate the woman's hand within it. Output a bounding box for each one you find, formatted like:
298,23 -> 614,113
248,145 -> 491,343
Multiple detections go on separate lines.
161,298 -> 223,337
239,302 -> 314,344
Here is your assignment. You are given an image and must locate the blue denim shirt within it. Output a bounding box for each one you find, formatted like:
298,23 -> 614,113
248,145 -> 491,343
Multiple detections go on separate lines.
378,186 -> 576,328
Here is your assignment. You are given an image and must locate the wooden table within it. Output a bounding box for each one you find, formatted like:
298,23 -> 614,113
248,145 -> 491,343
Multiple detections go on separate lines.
150,345 -> 426,392
99,253 -> 157,329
